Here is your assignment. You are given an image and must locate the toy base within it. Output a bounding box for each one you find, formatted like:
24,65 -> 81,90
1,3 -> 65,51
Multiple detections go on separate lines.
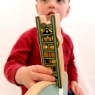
25,72 -> 68,95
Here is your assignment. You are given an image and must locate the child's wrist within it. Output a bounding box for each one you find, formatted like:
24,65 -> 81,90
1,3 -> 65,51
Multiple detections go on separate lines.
15,66 -> 26,85
71,81 -> 78,85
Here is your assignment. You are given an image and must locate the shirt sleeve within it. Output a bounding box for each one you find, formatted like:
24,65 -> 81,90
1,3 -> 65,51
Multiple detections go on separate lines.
67,40 -> 78,83
4,28 -> 35,85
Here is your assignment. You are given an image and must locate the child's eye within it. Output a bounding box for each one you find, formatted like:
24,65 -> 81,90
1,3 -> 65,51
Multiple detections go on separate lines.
56,0 -> 64,2
40,0 -> 48,2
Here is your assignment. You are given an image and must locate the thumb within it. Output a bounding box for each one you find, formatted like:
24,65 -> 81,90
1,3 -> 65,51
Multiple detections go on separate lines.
71,86 -> 76,94
27,81 -> 36,89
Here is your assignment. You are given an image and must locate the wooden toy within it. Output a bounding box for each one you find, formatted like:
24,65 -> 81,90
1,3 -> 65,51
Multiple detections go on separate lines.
24,14 -> 68,95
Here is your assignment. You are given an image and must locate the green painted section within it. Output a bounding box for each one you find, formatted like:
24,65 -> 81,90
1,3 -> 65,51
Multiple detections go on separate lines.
36,15 -> 62,88
39,72 -> 68,95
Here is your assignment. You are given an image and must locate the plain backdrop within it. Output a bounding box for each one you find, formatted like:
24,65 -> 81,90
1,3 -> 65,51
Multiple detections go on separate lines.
0,0 -> 95,95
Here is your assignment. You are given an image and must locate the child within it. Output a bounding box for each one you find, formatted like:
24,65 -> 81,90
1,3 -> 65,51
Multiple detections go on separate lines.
4,0 -> 84,95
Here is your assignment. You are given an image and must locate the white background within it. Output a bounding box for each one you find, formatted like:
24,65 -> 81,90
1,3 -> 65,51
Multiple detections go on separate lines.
0,0 -> 95,95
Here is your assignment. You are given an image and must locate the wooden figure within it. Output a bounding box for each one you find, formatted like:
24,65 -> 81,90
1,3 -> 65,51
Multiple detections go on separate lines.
24,14 -> 68,95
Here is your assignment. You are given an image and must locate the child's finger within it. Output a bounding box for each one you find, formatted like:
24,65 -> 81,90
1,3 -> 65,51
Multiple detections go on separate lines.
75,87 -> 85,95
31,72 -> 55,81
71,86 -> 76,94
31,65 -> 53,74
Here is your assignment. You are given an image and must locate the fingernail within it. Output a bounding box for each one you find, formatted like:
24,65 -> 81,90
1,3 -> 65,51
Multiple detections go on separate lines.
52,76 -> 55,81
49,69 -> 53,74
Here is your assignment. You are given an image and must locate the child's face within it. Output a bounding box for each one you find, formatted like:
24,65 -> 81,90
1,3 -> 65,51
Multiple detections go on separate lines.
36,0 -> 70,21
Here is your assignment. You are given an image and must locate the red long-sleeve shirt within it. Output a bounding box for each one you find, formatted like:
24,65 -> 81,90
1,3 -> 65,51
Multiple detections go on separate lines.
4,27 -> 78,95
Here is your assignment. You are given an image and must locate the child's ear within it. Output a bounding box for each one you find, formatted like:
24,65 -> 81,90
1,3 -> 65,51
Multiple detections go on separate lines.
36,4 -> 38,14
65,6 -> 70,17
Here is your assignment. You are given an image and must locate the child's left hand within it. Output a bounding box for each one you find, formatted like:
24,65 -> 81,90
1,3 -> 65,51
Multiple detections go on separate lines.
71,81 -> 85,95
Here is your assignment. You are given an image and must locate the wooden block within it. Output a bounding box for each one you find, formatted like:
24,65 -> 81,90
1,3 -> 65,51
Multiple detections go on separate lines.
24,72 -> 68,95
24,14 -> 68,95
36,13 -> 64,88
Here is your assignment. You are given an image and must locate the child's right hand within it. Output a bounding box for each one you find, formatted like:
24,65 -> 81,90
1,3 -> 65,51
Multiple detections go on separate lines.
15,65 -> 55,89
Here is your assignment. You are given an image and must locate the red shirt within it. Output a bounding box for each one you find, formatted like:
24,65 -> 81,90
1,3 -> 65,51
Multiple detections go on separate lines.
4,27 -> 78,95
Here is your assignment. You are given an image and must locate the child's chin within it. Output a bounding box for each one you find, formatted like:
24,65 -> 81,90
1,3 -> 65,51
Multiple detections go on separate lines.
46,16 -> 51,21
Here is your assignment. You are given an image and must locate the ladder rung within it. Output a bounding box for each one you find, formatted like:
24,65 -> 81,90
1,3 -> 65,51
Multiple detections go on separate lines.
40,24 -> 52,28
42,42 -> 54,44
44,57 -> 56,60
43,50 -> 55,52
45,64 -> 56,67
53,71 -> 57,75
41,34 -> 53,36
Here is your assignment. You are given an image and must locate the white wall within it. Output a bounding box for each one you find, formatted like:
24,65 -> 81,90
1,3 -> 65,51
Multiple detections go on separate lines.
0,0 -> 95,95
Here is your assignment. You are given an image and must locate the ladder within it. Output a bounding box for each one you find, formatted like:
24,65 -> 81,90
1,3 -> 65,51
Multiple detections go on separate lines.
36,14 -> 62,88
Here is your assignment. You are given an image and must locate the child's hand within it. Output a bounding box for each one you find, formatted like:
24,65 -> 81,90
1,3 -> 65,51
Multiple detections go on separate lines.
71,81 -> 85,95
15,65 -> 55,89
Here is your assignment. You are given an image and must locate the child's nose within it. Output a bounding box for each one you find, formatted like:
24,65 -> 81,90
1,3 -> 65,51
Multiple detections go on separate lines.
48,0 -> 56,9
49,5 -> 55,9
